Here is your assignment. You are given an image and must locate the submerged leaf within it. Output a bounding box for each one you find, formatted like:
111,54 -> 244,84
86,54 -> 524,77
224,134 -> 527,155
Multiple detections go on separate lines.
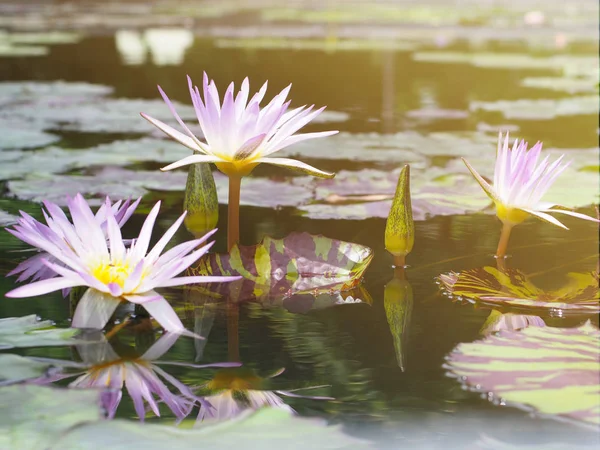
439,267 -> 600,313
445,322 -> 600,428
191,232 -> 373,303
0,315 -> 80,350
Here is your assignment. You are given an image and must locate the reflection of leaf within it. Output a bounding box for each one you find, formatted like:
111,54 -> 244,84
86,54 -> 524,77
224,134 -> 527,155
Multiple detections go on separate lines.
0,385 -> 366,449
0,315 -> 80,350
192,232 -> 373,302
384,275 -> 413,371
439,267 -> 600,313
445,322 -> 600,428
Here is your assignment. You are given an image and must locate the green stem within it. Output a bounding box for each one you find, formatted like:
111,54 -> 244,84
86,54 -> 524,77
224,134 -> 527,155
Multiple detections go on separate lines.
393,254 -> 406,269
227,175 -> 242,251
496,222 -> 513,260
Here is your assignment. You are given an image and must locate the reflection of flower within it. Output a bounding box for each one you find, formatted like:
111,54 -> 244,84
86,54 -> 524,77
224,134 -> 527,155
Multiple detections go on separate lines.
8,197 -> 139,286
6,194 -> 240,333
143,73 -> 337,178
462,132 -> 598,256
197,368 -> 331,423
38,333 -> 234,421
480,310 -> 545,336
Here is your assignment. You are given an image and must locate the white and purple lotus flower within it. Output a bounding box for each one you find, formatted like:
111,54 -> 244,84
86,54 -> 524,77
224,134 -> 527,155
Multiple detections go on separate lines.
142,73 -> 337,178
5,194 -> 240,334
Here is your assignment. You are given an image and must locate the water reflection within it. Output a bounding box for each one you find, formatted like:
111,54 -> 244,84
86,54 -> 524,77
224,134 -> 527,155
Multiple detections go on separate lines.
34,327 -> 236,421
479,310 -> 545,336
115,29 -> 194,66
384,266 -> 413,371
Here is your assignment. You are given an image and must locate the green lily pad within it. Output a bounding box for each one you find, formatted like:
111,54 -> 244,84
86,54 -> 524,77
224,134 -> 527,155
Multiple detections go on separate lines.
470,96 -> 599,120
5,31 -> 82,45
0,315 -> 80,350
0,43 -> 47,57
521,76 -> 599,94
0,385 -> 367,449
0,209 -> 19,226
192,232 -> 373,302
445,322 -> 600,428
0,125 -> 60,150
412,52 -> 598,71
0,354 -> 64,385
439,267 -> 600,314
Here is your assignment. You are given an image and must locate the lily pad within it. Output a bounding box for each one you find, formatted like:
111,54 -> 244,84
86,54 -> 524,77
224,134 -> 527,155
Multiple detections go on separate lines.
302,167 -> 492,220
470,96 -> 599,120
215,37 -> 416,52
0,315 -> 80,350
439,267 -> 600,314
0,125 -> 60,150
0,209 -> 19,226
192,232 -> 373,302
0,354 -> 64,385
6,31 -> 82,45
412,52 -> 599,71
445,322 -> 600,428
521,76 -> 599,94
0,385 -> 366,449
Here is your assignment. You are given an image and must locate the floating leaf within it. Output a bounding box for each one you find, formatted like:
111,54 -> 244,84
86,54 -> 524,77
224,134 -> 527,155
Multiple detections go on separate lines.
0,354 -> 65,385
192,232 -> 373,302
439,267 -> 600,313
0,209 -> 19,226
470,96 -> 599,120
0,315 -> 80,350
445,322 -> 600,428
0,124 -> 60,150
0,385 -> 366,449
521,76 -> 599,94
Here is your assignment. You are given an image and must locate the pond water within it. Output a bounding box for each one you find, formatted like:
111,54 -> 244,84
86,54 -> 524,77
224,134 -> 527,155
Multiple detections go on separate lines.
0,2 -> 599,448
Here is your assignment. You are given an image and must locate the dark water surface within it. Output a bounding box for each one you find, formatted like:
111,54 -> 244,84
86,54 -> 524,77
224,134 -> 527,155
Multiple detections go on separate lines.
0,25 -> 598,448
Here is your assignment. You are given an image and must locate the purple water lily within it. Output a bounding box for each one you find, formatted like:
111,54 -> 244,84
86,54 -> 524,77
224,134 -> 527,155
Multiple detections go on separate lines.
463,132 -> 599,257
5,194 -> 241,334
8,197 -> 140,288
141,73 -> 338,250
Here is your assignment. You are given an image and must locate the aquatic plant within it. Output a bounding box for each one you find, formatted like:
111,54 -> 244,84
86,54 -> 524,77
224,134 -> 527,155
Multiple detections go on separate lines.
462,132 -> 599,258
141,73 -> 337,249
384,164 -> 414,267
5,194 -> 240,334
8,197 -> 140,289
445,321 -> 600,428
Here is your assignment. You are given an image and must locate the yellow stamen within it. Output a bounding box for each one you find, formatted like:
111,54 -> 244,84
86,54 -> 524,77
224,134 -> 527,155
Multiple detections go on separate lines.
92,262 -> 132,288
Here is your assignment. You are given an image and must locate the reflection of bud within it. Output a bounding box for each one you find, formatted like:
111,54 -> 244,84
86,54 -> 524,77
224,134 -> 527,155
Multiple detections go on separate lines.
385,165 -> 414,265
184,160 -> 219,238
384,273 -> 413,371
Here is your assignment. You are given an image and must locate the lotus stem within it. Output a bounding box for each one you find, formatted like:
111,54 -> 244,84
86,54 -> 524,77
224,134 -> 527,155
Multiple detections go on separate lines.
227,175 -> 242,251
393,254 -> 406,270
496,222 -> 513,260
